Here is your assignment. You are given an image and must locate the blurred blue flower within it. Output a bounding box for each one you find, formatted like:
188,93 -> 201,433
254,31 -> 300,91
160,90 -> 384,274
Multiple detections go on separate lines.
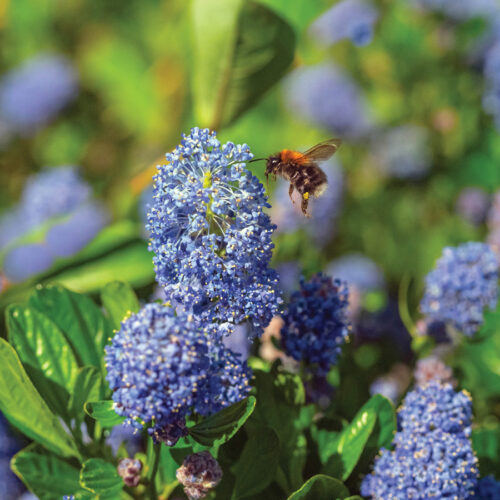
487,190 -> 500,256
3,243 -> 53,282
372,125 -> 431,179
283,64 -> 373,139
45,202 -> 109,257
411,0 -> 500,20
0,413 -> 25,500
275,261 -> 301,296
310,0 -> 378,47
369,376 -> 400,404
271,159 -> 343,246
362,382 -> 479,499
327,253 -> 385,293
106,423 -> 143,456
420,242 -> 499,336
456,187 -> 490,225
21,166 -> 91,229
147,128 -> 281,337
281,273 -> 350,375
105,303 -> 251,436
476,476 -> 500,499
222,323 -> 251,361
0,54 -> 77,133
483,40 -> 500,131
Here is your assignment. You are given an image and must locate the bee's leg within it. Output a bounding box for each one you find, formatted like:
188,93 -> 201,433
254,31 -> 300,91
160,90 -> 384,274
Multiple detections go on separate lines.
265,173 -> 269,191
301,192 -> 310,217
289,183 -> 295,202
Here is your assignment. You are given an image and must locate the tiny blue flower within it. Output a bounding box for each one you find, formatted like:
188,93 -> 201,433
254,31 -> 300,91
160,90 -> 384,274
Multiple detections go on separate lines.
281,273 -> 350,375
310,0 -> 378,47
147,127 -> 282,337
420,242 -> 499,336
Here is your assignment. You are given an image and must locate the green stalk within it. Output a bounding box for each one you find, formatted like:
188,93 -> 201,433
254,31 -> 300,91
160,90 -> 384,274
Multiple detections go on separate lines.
148,443 -> 162,499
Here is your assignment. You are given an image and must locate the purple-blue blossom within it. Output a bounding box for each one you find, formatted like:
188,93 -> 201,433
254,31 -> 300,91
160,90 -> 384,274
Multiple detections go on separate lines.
45,202 -> 109,257
283,64 -> 373,139
3,243 -> 53,282
281,273 -> 350,375
0,54 -> 78,133
147,128 -> 281,337
0,413 -> 25,500
327,253 -> 385,293
361,382 -> 479,499
105,303 -> 251,436
310,0 -> 378,47
456,187 -> 490,225
420,242 -> 499,336
371,125 -> 431,179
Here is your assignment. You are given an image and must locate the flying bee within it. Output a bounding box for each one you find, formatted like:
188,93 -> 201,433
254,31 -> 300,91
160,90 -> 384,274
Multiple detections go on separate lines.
249,138 -> 342,216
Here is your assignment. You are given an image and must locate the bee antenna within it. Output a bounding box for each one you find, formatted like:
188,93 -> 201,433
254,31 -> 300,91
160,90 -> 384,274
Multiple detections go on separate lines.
247,157 -> 266,163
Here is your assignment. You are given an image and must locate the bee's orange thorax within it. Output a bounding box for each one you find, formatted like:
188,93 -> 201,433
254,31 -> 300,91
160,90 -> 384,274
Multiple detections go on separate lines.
280,149 -> 308,165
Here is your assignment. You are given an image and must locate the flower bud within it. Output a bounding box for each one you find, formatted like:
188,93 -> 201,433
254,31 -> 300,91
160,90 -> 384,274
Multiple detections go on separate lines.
117,458 -> 142,487
176,451 -> 222,500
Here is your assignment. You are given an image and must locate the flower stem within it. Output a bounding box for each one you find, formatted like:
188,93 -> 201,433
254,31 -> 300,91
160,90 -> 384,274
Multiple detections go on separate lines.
148,442 -> 162,499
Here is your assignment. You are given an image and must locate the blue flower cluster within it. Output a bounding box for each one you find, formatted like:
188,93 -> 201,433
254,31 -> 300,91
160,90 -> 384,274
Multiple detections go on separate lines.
483,41 -> 500,132
105,303 -> 251,436
271,159 -> 344,247
281,273 -> 350,375
420,242 -> 499,336
371,125 -> 431,180
0,53 -> 77,134
147,127 -> 281,337
456,187 -> 490,226
0,166 -> 108,283
310,0 -> 378,47
283,64 -> 373,139
475,476 -> 500,499
362,382 -> 479,499
0,413 -> 25,500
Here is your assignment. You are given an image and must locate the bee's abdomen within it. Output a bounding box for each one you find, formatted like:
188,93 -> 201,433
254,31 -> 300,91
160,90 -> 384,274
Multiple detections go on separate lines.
295,164 -> 327,197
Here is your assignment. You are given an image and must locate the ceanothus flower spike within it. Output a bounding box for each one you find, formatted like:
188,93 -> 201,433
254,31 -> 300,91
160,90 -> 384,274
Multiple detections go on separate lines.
147,127 -> 282,337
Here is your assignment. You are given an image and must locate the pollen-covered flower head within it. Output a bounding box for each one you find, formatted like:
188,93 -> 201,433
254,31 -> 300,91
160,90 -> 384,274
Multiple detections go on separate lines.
148,127 -> 281,336
361,382 -> 479,499
104,303 -> 251,433
420,242 -> 499,336
281,273 -> 350,374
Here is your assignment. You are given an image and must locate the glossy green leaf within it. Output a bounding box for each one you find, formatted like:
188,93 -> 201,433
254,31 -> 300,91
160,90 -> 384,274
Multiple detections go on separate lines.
84,401 -> 126,427
80,458 -> 123,494
29,284 -> 109,367
6,304 -> 78,419
361,394 -> 396,450
11,444 -> 81,500
257,0 -> 329,31
287,474 -> 350,500
191,0 -> 295,129
69,367 -> 103,420
231,424 -> 280,499
0,339 -> 79,458
101,281 -> 140,331
6,304 -> 79,383
189,396 -> 256,447
323,408 -> 377,480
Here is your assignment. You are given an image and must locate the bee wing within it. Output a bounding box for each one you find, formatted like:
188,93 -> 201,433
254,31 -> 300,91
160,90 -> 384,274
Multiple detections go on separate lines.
303,138 -> 342,162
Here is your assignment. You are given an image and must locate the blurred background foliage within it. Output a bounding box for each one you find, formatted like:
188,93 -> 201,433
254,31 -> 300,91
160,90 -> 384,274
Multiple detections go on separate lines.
1,0 -> 500,430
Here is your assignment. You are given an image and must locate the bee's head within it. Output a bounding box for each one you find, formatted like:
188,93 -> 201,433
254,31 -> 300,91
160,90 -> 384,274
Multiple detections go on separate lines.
265,155 -> 280,175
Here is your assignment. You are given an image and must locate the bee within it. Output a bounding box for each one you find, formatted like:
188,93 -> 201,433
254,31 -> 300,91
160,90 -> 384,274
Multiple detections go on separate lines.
250,138 -> 342,216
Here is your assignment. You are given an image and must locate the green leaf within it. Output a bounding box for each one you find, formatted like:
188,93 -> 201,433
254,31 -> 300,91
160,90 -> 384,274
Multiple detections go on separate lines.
472,425 -> 500,477
101,281 -> 140,331
53,240 -> 154,294
6,304 -> 79,419
29,284 -> 110,367
231,424 -> 280,499
274,372 -> 306,407
191,0 -> 295,129
257,0 -> 329,31
287,475 -> 350,500
80,458 -> 123,494
11,444 -> 81,500
323,408 -> 377,481
0,339 -> 80,458
189,396 -> 256,447
361,394 -> 396,450
84,401 -> 126,427
69,367 -> 103,420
